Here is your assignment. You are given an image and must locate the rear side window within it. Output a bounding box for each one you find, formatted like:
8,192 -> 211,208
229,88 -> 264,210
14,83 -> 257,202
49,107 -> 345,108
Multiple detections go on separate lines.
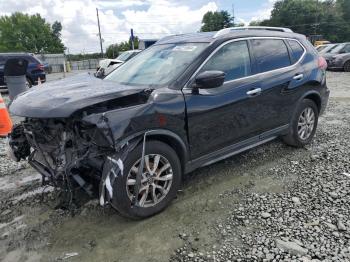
251,39 -> 291,73
343,44 -> 350,53
27,55 -> 41,64
288,40 -> 305,62
200,40 -> 251,82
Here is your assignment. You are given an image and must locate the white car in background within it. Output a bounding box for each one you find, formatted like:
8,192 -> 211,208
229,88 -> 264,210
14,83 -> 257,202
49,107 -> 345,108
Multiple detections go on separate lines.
95,50 -> 142,78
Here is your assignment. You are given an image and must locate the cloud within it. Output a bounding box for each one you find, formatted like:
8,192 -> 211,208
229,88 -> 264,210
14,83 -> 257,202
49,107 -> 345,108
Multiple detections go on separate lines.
236,0 -> 277,25
251,0 -> 277,21
0,0 -> 218,54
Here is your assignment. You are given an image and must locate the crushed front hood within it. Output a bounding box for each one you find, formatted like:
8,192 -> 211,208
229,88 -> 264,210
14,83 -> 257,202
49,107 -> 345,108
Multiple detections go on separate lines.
9,73 -> 145,118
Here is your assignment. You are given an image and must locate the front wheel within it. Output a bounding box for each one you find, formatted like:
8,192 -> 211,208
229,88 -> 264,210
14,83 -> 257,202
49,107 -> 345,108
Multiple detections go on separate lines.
282,99 -> 319,147
110,140 -> 182,219
344,61 -> 350,72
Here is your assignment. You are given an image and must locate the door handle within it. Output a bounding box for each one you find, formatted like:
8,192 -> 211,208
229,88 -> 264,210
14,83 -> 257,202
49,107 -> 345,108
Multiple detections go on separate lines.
293,74 -> 304,81
246,88 -> 262,96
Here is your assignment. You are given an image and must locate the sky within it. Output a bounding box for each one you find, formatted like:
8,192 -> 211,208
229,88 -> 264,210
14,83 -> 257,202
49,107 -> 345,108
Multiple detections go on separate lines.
0,0 -> 277,54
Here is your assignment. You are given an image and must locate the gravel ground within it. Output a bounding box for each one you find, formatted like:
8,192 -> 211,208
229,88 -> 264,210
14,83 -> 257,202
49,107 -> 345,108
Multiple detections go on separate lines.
0,71 -> 349,262
171,98 -> 350,261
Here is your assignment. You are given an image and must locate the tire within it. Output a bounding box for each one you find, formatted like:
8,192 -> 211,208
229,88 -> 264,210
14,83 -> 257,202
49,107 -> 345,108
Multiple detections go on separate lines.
110,140 -> 182,219
282,99 -> 319,147
26,78 -> 32,88
344,61 -> 350,72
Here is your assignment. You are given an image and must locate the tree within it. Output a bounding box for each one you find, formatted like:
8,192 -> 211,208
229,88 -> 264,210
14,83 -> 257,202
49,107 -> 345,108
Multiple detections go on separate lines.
52,21 -> 62,38
0,12 -> 65,53
118,37 -> 139,52
250,0 -> 350,43
106,44 -> 119,58
200,11 -> 234,32
105,37 -> 139,58
337,0 -> 350,21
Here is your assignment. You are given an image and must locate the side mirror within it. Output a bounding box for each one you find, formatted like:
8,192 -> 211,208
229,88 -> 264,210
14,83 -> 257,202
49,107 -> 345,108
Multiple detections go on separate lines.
194,71 -> 225,89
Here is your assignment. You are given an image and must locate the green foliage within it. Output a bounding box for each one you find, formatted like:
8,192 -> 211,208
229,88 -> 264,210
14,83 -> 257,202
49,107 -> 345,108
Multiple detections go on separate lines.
52,21 -> 62,38
0,12 -> 65,53
250,0 -> 350,42
200,11 -> 234,32
105,37 -> 139,59
106,44 -> 119,59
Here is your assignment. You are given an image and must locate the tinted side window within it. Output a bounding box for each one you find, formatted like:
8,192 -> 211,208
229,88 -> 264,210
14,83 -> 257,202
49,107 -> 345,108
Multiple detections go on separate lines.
200,40 -> 251,82
252,39 -> 291,73
343,44 -> 350,53
26,56 -> 39,64
288,40 -> 305,62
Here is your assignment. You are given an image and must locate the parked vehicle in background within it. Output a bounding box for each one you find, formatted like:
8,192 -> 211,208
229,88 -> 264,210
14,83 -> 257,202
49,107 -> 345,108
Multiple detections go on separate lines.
316,44 -> 331,52
318,43 -> 339,55
8,27 -> 329,219
322,42 -> 350,71
314,40 -> 331,47
0,53 -> 46,91
139,39 -> 158,49
95,50 -> 142,78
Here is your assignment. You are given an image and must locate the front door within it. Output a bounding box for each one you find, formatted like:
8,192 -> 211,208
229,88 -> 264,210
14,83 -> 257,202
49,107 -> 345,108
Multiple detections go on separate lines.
183,40 -> 265,159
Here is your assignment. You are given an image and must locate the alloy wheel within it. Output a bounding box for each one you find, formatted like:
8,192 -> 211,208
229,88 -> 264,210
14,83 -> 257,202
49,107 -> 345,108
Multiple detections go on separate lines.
344,62 -> 350,72
126,154 -> 173,208
297,107 -> 315,140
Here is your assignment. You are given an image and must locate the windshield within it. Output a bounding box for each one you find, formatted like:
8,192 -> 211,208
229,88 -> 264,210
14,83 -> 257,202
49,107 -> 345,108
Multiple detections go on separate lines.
105,43 -> 208,87
316,45 -> 327,52
116,51 -> 135,62
330,44 -> 345,54
319,44 -> 336,54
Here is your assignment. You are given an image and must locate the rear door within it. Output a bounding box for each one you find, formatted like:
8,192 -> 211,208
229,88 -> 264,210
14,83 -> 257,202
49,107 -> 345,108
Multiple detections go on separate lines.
249,38 -> 305,130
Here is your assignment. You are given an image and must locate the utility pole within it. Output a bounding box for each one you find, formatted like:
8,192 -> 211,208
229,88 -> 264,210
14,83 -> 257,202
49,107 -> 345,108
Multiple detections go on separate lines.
96,8 -> 104,58
232,3 -> 235,26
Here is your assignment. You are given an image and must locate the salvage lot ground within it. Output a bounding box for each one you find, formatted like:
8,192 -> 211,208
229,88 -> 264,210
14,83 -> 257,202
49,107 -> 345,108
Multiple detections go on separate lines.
0,71 -> 349,262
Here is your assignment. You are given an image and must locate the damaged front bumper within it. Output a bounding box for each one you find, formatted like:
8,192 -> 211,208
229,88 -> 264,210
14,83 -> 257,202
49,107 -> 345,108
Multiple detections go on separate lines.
8,117 -> 116,201
8,115 -> 148,208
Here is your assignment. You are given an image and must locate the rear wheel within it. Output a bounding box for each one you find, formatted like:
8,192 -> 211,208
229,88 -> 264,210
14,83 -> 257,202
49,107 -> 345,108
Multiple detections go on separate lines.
344,61 -> 350,72
282,99 -> 319,147
110,140 -> 182,219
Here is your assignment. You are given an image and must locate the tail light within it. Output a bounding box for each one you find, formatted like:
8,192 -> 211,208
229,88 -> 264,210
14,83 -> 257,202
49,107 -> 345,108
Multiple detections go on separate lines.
318,56 -> 327,70
37,64 -> 44,71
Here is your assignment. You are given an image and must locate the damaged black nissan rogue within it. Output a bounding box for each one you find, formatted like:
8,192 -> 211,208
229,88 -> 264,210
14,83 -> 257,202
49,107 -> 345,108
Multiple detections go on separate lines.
8,27 -> 329,219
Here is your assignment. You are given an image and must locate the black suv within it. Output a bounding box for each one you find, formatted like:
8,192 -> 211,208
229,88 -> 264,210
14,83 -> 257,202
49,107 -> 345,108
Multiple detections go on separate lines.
0,53 -> 46,91
8,27 -> 329,218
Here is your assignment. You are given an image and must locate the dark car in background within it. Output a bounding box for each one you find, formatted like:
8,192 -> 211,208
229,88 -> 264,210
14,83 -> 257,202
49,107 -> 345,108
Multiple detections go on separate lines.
8,27 -> 329,219
322,42 -> 350,71
0,53 -> 46,91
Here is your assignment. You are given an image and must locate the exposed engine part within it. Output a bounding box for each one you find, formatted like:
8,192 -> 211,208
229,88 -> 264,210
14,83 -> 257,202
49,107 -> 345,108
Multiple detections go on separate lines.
8,124 -> 31,162
8,117 -> 116,207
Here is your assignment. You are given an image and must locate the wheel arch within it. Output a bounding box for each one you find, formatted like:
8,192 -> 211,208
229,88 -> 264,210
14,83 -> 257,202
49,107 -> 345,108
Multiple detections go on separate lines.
343,59 -> 350,71
118,129 -> 189,174
302,91 -> 322,113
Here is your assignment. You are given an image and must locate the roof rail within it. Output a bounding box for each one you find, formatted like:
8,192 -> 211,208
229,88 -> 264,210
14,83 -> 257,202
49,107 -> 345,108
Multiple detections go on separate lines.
213,26 -> 293,38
